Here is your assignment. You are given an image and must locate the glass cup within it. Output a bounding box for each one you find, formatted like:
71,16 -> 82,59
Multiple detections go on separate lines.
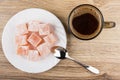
68,4 -> 115,40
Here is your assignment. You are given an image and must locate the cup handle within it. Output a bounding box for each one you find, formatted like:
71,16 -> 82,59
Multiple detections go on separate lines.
103,21 -> 116,28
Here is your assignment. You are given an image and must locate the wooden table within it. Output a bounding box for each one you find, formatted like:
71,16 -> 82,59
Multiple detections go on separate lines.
0,0 -> 120,80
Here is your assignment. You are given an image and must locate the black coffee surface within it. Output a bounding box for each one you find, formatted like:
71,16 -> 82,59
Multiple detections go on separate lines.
72,13 -> 99,35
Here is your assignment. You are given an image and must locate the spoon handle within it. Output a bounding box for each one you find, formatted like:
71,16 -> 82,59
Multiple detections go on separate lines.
66,56 -> 99,74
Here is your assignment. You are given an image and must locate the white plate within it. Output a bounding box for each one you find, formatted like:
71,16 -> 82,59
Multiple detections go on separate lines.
2,8 -> 67,73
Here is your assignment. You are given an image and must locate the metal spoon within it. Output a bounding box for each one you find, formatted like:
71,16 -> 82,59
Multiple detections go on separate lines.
51,46 -> 100,74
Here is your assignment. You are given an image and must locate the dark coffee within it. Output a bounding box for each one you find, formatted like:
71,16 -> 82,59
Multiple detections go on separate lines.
72,13 -> 99,35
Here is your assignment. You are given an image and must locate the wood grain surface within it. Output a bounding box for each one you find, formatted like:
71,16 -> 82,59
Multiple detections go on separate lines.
0,0 -> 120,80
